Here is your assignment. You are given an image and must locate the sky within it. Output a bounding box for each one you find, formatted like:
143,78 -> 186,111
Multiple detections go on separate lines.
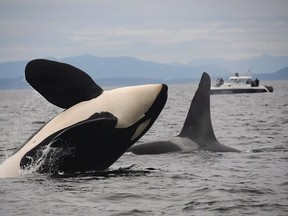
0,0 -> 288,63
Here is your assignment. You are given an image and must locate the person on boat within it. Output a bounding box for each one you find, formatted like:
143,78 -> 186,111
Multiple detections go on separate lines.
215,77 -> 224,87
219,78 -> 224,85
255,78 -> 259,87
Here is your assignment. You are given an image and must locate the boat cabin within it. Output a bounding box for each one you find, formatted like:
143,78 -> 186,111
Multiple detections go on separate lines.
217,73 -> 259,87
212,73 -> 273,94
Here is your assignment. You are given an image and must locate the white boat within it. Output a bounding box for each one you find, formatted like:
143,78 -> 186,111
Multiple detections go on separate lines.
210,73 -> 273,95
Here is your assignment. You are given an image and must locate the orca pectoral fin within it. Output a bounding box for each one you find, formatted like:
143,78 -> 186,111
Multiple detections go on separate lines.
25,59 -> 103,109
40,116 -> 118,173
50,117 -> 117,148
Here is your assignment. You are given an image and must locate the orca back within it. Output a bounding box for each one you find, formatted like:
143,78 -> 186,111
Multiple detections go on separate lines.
128,72 -> 240,154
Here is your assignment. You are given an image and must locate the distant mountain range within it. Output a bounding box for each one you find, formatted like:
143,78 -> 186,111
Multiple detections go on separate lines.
0,54 -> 287,89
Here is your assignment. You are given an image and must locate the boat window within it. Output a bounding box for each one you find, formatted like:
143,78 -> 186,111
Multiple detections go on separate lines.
229,76 -> 253,85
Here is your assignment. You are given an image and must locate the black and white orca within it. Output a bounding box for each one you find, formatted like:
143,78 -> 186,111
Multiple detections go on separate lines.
0,59 -> 167,177
128,72 -> 240,155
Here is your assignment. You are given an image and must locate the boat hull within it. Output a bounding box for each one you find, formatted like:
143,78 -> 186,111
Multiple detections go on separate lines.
210,85 -> 273,95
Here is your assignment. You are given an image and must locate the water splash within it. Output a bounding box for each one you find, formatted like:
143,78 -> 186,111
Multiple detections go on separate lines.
20,138 -> 74,176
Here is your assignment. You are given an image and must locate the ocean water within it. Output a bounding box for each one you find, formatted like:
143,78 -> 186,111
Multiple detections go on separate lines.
0,80 -> 287,216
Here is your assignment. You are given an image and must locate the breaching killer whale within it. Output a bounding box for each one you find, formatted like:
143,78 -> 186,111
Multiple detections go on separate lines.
0,59 -> 167,178
128,72 -> 240,154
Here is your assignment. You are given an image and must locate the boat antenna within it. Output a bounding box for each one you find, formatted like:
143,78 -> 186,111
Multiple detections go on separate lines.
246,62 -> 255,76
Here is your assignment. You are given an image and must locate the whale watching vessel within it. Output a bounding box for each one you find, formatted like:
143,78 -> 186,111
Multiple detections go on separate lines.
210,73 -> 273,95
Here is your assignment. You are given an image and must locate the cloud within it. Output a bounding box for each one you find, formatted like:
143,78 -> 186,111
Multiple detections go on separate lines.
0,0 -> 287,63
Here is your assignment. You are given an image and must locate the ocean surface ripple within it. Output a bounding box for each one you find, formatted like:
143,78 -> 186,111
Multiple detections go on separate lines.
1,80 -> 287,216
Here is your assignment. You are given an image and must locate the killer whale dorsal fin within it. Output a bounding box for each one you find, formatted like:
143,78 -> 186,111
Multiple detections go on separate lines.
25,59 -> 103,109
179,72 -> 218,146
